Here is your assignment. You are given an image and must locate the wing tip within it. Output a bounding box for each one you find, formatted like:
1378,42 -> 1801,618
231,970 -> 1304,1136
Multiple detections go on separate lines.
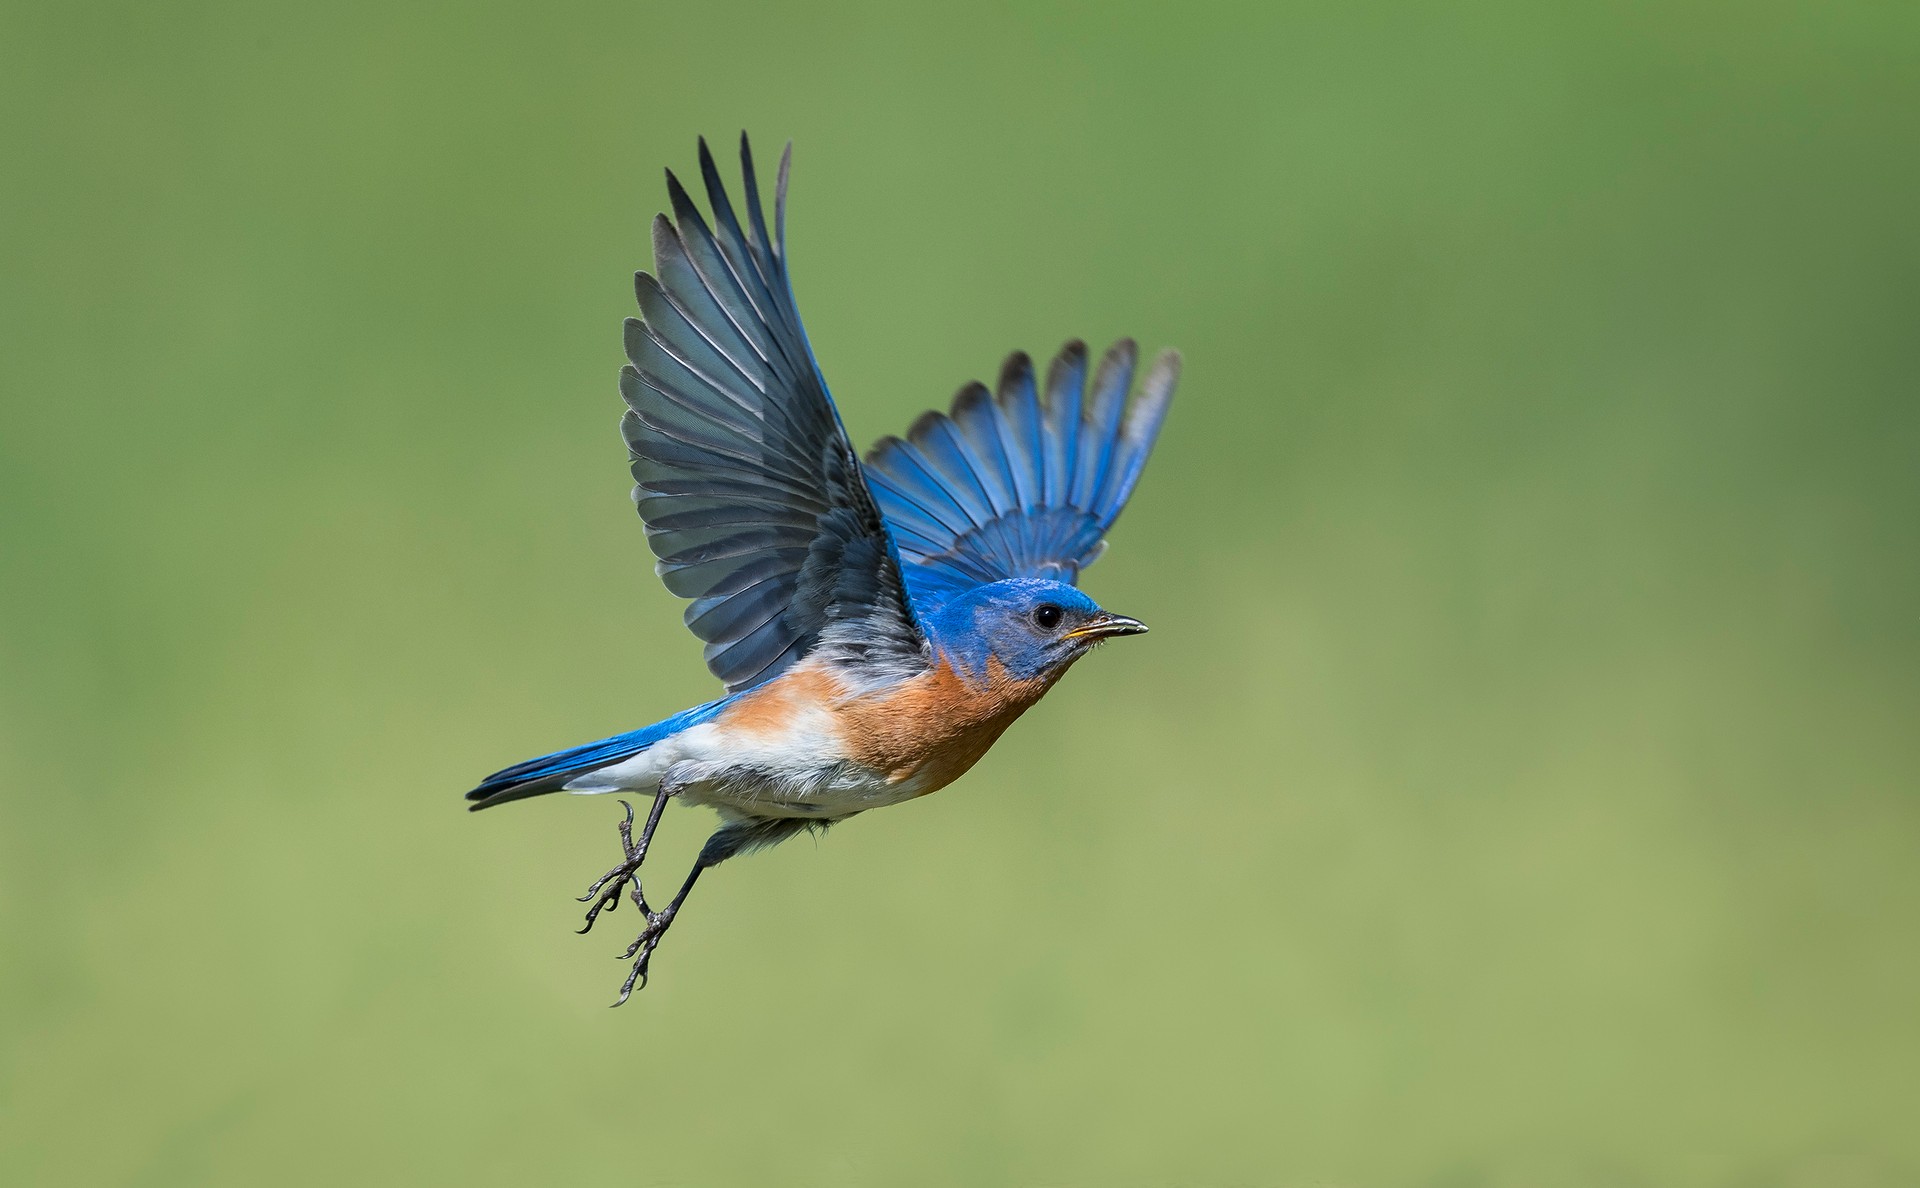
1089,338 -> 1140,406
1122,348 -> 1179,433
1044,340 -> 1089,408
1141,347 -> 1182,402
648,211 -> 677,255
775,140 -> 794,249
996,350 -> 1036,401
865,433 -> 907,465
905,408 -> 949,446
950,379 -> 993,418
663,168 -> 701,226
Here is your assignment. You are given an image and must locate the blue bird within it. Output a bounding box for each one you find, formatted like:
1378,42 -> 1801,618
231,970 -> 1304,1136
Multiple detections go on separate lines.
466,134 -> 1179,1003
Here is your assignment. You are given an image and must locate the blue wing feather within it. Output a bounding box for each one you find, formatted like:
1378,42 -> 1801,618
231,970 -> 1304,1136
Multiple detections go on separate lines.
1073,340 -> 1133,508
864,339 -> 1179,614
1041,342 -> 1085,507
623,135 -> 924,693
865,438 -> 982,535
948,384 -> 1021,516
993,352 -> 1046,511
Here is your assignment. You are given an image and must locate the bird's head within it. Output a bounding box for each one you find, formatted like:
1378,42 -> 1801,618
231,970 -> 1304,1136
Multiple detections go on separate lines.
924,578 -> 1148,684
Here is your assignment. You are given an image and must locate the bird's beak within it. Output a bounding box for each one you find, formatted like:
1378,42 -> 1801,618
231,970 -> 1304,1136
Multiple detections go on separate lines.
1064,613 -> 1149,642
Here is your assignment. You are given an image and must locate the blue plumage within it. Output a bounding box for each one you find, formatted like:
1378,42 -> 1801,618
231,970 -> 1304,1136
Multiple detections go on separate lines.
622,136 -> 922,694
866,339 -> 1179,615
464,133 -> 1178,1001
464,699 -> 729,808
919,580 -> 1110,683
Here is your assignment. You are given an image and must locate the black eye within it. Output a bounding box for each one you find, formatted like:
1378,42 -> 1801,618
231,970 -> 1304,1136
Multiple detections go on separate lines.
1032,604 -> 1062,631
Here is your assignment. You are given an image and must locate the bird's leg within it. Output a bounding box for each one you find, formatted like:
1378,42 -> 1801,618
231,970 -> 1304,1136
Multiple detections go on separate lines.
611,859 -> 707,1006
576,790 -> 669,934
603,817 -> 819,1004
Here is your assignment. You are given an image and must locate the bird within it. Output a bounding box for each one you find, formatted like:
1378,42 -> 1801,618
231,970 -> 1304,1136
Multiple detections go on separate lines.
464,133 -> 1179,1004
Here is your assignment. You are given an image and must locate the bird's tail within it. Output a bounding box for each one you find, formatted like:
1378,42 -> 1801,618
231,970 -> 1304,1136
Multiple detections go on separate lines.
463,699 -> 726,811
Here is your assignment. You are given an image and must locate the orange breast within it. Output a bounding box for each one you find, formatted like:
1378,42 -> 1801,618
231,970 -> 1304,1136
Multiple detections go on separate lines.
838,656 -> 1058,792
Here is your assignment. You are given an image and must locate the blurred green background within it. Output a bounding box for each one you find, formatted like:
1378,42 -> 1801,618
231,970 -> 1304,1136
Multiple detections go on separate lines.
4,1 -> 1917,1185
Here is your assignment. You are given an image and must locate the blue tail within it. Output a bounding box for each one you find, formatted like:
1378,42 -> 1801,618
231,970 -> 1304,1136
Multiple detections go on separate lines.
463,699 -> 728,811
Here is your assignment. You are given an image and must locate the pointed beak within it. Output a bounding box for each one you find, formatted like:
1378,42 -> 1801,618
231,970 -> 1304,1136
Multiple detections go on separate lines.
1064,613 -> 1149,642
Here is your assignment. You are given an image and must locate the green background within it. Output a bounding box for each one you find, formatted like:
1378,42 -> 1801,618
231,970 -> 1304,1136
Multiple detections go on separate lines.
4,2 -> 1917,1185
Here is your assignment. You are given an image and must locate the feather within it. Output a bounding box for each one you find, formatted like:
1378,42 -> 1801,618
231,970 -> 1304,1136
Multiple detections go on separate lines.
948,382 -> 1021,516
613,138 -> 925,693
906,411 -> 998,527
862,338 -> 1179,612
1073,338 -> 1135,509
1041,340 -> 1086,506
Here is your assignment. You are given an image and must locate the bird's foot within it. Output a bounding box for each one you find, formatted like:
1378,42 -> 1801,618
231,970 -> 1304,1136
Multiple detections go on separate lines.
570,793 -> 698,1004
576,800 -> 651,934
611,905 -> 681,1006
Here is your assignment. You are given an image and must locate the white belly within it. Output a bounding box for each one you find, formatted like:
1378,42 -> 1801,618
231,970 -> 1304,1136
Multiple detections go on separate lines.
558,716 -> 927,820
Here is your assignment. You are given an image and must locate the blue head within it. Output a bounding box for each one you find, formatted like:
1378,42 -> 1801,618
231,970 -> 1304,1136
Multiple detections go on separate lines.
920,578 -> 1148,683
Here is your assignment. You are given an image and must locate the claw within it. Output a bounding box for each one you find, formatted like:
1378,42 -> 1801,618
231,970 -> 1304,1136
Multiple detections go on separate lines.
576,800 -> 655,930
616,799 -> 637,856
577,882 -> 627,934
571,791 -> 684,1005
577,877 -> 615,904
612,962 -> 646,1007
611,917 -> 669,1006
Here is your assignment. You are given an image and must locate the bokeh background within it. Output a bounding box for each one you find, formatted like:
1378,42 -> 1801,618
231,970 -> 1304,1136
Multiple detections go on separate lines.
4,2 -> 1917,1185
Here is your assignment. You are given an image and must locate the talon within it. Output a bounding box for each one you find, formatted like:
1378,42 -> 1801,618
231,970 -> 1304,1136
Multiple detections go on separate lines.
611,963 -> 647,1007
576,797 -> 663,931
573,788 -> 682,1005
613,940 -> 656,1006
577,864 -> 627,902
578,879 -> 631,934
617,801 -> 638,857
606,909 -> 677,1005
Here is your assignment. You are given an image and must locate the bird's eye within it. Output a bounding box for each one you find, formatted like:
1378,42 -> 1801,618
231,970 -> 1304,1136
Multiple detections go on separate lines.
1032,604 -> 1062,631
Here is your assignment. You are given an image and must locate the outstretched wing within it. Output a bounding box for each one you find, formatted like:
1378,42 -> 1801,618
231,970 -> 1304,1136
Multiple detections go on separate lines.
623,135 -> 925,694
864,339 -> 1179,612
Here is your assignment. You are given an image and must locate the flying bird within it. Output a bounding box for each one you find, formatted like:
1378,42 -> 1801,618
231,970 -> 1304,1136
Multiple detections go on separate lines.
465,134 -> 1179,1003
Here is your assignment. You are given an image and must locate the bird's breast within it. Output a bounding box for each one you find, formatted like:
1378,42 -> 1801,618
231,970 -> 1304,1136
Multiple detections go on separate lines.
834,655 -> 1058,794
702,653 -> 1056,811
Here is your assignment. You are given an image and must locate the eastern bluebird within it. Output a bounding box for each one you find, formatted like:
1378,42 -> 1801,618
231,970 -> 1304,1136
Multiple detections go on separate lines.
465,135 -> 1179,1003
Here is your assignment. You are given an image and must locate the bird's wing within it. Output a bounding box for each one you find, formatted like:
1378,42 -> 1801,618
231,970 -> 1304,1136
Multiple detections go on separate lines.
863,339 -> 1179,611
623,135 -> 925,694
